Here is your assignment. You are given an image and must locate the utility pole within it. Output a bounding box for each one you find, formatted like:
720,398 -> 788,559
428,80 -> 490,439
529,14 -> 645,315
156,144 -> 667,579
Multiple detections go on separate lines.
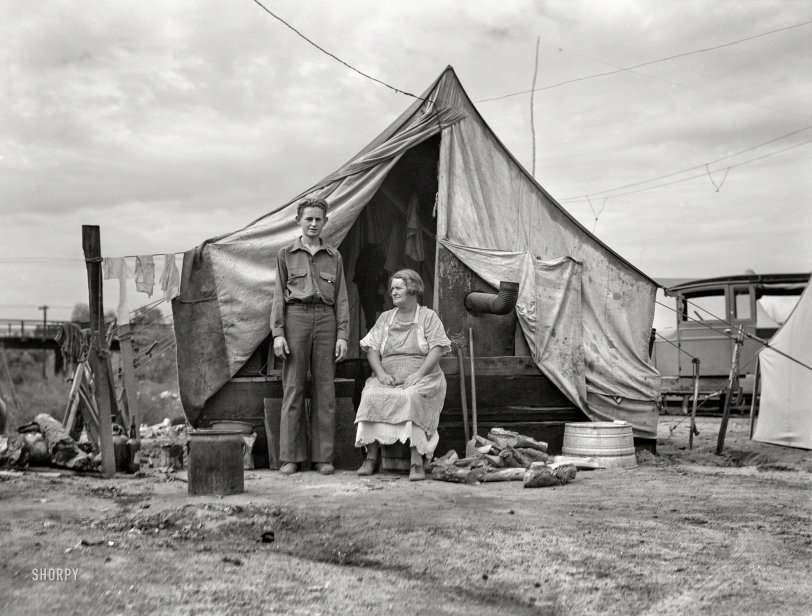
38,305 -> 48,379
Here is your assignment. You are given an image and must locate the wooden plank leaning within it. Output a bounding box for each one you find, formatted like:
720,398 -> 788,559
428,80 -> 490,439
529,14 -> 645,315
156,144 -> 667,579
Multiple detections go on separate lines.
716,325 -> 744,455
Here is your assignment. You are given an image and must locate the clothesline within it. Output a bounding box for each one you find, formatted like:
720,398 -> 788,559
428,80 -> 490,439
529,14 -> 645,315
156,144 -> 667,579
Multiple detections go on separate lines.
103,254 -> 182,323
117,251 -> 185,260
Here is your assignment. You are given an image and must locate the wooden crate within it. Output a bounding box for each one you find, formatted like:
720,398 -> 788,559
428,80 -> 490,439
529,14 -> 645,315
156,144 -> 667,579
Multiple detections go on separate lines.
199,376 -> 358,469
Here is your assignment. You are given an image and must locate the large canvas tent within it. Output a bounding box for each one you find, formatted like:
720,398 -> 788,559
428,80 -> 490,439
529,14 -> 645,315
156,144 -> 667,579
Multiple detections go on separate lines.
752,275 -> 812,449
173,67 -> 661,438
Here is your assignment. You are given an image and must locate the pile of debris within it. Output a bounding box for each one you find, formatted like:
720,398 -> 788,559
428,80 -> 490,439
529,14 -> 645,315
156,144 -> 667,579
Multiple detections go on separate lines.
429,428 -> 579,488
138,418 -> 187,471
0,413 -> 99,472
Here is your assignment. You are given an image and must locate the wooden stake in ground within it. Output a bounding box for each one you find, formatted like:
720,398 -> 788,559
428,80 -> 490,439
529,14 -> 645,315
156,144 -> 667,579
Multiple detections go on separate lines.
82,225 -> 116,478
748,358 -> 760,440
117,323 -> 139,438
716,325 -> 744,455
689,357 -> 701,449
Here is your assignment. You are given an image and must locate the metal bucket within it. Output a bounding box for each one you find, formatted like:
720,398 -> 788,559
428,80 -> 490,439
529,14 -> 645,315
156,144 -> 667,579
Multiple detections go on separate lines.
562,421 -> 637,468
187,429 -> 245,496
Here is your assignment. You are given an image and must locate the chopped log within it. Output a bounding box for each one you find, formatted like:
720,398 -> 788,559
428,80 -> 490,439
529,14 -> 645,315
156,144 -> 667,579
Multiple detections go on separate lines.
430,464 -> 486,484
487,428 -> 519,450
489,427 -> 521,439
474,435 -> 499,451
483,454 -> 504,467
498,448 -> 524,468
498,446 -> 533,468
551,455 -> 603,470
453,456 -> 488,468
482,468 -> 525,482
34,413 -> 95,471
486,428 -> 549,453
515,447 -> 550,463
550,463 -> 577,484
433,450 -> 459,466
514,435 -> 548,453
523,462 -> 577,488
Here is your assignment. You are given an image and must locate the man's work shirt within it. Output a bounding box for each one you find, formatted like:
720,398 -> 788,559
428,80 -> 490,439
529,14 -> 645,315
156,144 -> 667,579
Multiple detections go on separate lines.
270,237 -> 350,341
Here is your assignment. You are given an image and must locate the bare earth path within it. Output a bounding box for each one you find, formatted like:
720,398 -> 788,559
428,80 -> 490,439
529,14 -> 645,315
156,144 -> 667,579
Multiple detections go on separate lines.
1,416 -> 810,615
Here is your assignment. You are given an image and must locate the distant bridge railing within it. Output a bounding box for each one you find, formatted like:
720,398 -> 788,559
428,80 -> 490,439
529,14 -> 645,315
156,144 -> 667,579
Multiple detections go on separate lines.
0,319 -> 74,339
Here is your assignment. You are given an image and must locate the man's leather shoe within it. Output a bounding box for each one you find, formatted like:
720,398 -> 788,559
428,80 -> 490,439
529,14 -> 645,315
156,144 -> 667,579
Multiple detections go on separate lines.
280,462 -> 297,475
316,463 -> 335,475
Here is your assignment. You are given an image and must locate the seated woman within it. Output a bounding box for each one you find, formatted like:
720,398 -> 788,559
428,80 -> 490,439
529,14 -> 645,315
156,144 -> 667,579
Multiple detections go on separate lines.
354,269 -> 451,481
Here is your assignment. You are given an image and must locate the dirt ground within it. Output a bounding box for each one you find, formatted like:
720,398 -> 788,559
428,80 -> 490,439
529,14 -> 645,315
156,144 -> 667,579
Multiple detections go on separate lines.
1,415 -> 810,616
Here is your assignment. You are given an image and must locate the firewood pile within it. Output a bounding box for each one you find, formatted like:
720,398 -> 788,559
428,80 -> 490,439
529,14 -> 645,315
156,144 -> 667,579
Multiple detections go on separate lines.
429,427 -> 578,488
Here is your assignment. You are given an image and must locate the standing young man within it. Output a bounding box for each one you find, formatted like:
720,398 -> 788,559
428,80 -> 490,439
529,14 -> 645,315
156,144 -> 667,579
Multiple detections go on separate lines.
271,197 -> 349,475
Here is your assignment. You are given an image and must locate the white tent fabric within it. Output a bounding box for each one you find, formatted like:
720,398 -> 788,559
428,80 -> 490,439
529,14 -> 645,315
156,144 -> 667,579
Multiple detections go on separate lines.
174,68 -> 661,437
753,276 -> 812,449
438,242 -> 587,409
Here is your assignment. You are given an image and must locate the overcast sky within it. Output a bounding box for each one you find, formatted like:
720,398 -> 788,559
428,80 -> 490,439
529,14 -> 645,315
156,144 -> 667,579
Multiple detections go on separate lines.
1,1 -> 810,322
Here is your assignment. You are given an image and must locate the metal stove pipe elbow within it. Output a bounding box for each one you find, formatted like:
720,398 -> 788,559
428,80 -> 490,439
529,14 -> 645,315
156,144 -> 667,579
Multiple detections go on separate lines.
464,281 -> 519,315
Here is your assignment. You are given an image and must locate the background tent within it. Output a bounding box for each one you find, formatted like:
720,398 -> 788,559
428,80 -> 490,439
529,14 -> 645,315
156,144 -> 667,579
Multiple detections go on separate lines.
752,275 -> 812,449
173,67 -> 661,438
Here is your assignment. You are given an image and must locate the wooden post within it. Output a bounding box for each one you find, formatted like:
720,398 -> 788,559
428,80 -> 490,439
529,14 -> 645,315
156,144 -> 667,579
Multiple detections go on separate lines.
468,328 -> 477,439
749,358 -> 760,440
117,323 -> 140,444
689,358 -> 700,449
82,225 -> 116,478
716,325 -> 744,455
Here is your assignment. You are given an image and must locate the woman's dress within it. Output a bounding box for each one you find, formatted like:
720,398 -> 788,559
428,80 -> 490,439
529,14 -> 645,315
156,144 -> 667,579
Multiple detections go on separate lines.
354,305 -> 451,456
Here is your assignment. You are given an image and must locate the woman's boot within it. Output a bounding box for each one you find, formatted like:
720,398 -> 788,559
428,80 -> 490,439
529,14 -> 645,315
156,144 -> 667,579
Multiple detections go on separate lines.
357,442 -> 380,476
409,446 -> 426,481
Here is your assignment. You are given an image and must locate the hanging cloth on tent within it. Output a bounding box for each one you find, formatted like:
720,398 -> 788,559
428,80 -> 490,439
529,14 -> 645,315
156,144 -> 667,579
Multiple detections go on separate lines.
134,255 -> 155,297
405,194 -> 425,262
159,254 -> 180,301
102,257 -> 131,324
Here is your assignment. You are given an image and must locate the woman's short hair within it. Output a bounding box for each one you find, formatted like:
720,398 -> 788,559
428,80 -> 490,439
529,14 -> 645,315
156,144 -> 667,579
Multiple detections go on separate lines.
296,197 -> 328,218
389,269 -> 424,298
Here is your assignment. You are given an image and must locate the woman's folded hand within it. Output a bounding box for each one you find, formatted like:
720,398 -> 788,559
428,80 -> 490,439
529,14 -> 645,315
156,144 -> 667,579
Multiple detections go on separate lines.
402,373 -> 422,388
376,371 -> 397,386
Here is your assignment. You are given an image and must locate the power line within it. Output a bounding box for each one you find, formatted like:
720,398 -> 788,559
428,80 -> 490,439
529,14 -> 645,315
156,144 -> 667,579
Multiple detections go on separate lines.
0,253 -> 183,263
0,304 -> 76,309
476,19 -> 812,103
655,299 -> 812,371
532,42 -> 811,122
558,124 -> 812,202
560,137 -> 812,203
0,257 -> 83,263
250,0 -> 421,100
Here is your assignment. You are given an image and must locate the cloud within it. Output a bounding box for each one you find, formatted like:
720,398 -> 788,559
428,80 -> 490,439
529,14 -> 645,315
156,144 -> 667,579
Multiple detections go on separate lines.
1,0 -> 810,320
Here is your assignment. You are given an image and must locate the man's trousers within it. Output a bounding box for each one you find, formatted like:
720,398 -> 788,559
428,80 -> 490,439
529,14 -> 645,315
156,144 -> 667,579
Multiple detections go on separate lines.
279,304 -> 336,464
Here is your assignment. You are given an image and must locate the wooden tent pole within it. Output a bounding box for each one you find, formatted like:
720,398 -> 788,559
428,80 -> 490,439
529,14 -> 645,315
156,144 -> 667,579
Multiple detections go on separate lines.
689,358 -> 700,450
716,325 -> 744,455
82,225 -> 116,477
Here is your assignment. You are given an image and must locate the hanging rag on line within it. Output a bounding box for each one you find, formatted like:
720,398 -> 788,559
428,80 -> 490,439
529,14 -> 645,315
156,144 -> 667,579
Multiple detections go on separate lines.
134,255 -> 155,297
159,254 -> 181,301
102,257 -> 131,324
